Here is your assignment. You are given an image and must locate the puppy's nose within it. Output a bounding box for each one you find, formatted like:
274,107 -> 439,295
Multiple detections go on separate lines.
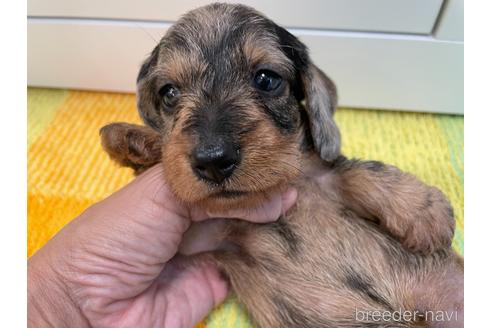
192,143 -> 239,184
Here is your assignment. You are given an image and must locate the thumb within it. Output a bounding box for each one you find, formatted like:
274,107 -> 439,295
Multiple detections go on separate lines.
158,256 -> 229,328
62,165 -> 192,296
100,164 -> 190,222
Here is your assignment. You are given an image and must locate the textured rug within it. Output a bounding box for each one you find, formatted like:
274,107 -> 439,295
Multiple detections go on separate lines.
28,87 -> 464,328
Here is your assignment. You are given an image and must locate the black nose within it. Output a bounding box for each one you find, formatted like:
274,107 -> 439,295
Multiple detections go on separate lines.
192,143 -> 239,184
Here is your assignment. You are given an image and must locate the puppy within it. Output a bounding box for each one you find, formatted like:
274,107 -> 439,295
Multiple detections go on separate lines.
100,4 -> 463,327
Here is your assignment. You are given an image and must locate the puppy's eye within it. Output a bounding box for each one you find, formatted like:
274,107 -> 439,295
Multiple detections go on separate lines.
159,84 -> 180,108
253,70 -> 283,92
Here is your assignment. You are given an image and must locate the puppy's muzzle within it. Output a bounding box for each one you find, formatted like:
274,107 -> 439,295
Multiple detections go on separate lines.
191,140 -> 240,184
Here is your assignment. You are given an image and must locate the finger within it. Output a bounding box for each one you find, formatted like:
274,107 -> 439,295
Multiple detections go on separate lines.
95,164 -> 191,245
178,219 -> 228,255
190,187 -> 298,223
158,256 -> 228,328
103,164 -> 190,220
69,165 -> 192,294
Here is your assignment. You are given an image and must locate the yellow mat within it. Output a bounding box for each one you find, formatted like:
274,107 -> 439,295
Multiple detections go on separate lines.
28,87 -> 464,328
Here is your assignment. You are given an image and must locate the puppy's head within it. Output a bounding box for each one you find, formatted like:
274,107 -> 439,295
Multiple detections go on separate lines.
137,3 -> 340,211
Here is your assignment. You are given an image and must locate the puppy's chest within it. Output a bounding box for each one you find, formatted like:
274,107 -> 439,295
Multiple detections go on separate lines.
232,177 -> 408,280
233,178 -> 351,259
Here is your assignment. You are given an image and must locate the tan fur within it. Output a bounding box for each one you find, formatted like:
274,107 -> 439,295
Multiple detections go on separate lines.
210,166 -> 463,328
100,3 -> 463,327
162,108 -> 301,211
99,123 -> 161,174
154,51 -> 209,89
243,34 -> 294,76
100,123 -> 463,327
334,162 -> 455,253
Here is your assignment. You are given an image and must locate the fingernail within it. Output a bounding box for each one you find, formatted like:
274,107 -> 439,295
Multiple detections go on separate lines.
281,187 -> 298,214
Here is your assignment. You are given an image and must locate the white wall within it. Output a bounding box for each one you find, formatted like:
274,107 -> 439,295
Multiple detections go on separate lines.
27,0 -> 463,114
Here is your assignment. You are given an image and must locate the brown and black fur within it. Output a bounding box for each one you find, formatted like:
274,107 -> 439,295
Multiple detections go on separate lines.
100,4 -> 463,327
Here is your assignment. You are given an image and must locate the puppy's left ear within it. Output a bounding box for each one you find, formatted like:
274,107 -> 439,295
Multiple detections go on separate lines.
273,24 -> 341,161
300,63 -> 341,162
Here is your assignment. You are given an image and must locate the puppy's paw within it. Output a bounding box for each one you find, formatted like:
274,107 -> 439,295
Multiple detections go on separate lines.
386,187 -> 455,254
100,122 -> 162,173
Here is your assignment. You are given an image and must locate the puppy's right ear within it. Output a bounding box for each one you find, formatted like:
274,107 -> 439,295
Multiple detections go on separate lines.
136,46 -> 165,131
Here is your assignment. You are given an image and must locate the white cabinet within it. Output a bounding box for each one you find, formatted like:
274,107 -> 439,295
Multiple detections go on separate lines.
28,0 -> 444,34
27,0 -> 463,114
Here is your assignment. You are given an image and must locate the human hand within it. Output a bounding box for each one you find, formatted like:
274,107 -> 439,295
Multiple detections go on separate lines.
28,165 -> 297,328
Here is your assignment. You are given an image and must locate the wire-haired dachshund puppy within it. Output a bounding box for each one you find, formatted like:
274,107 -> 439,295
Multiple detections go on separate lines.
100,3 -> 463,327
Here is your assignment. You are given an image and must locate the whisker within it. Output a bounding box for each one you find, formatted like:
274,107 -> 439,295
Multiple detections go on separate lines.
134,22 -> 158,44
